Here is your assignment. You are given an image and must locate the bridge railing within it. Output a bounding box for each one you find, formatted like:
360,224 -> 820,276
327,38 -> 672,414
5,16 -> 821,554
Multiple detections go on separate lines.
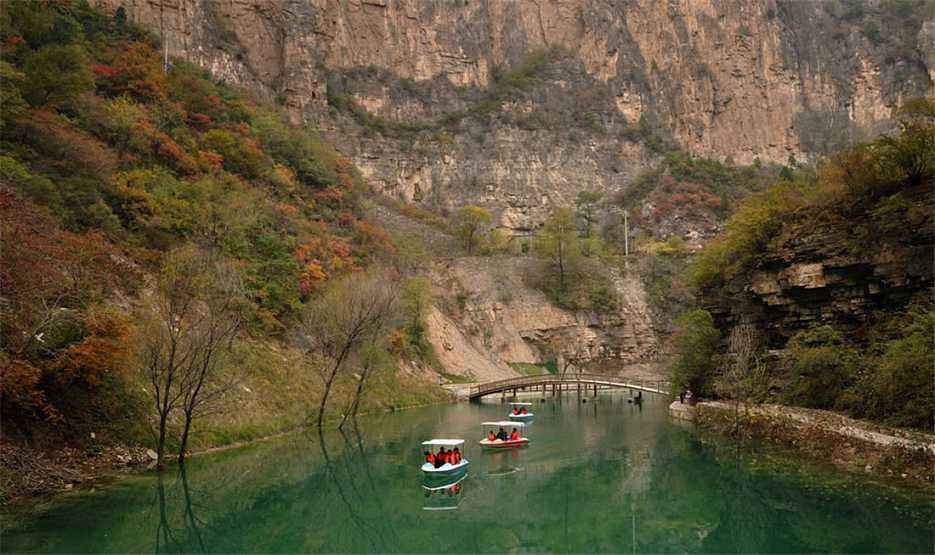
469,373 -> 671,397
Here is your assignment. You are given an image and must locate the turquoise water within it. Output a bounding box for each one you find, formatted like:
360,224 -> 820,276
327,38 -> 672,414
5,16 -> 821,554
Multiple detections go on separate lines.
2,394 -> 932,553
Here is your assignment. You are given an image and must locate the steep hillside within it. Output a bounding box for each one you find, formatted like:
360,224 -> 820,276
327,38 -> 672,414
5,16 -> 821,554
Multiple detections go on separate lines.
0,0 -> 445,464
93,0 -> 933,230
671,100 -> 934,429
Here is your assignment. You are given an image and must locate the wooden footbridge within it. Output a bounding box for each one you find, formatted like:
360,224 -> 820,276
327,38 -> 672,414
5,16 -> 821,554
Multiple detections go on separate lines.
468,373 -> 671,401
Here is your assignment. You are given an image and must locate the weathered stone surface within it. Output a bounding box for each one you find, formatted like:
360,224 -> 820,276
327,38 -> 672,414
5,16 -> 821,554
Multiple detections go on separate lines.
93,0 -> 933,231
428,256 -> 658,379
704,186 -> 935,353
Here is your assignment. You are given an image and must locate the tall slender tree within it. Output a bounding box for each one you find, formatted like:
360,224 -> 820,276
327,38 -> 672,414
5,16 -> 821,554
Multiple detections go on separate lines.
296,272 -> 397,428
138,245 -> 247,469
533,208 -> 581,295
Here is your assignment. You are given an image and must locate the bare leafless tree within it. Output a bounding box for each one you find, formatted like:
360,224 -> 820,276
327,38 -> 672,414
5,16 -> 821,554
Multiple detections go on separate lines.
296,272 -> 397,428
138,245 -> 246,469
545,334 -> 590,376
175,255 -> 246,463
338,343 -> 385,429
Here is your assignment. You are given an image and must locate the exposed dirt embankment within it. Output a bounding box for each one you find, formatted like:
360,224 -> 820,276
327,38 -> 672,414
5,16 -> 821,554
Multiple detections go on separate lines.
424,256 -> 659,383
694,401 -> 935,487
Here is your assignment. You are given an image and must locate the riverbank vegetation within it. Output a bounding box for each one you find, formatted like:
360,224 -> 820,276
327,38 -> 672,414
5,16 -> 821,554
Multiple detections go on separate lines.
669,98 -> 934,431
0,0 -> 448,480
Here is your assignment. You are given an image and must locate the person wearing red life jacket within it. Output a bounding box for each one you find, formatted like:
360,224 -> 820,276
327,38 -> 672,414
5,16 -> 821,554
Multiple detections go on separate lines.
435,447 -> 447,467
487,430 -> 496,441
513,407 -> 520,415
509,428 -> 520,441
520,407 -> 527,415
451,447 -> 461,464
425,451 -> 435,466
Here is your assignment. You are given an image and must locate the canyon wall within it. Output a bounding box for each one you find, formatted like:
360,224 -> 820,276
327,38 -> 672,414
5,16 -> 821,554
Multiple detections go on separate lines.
94,0 -> 933,231
702,183 -> 934,357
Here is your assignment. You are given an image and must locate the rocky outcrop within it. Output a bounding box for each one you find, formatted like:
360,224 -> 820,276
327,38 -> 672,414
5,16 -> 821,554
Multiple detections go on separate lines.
428,256 -> 658,380
703,185 -> 934,353
94,0 -> 933,231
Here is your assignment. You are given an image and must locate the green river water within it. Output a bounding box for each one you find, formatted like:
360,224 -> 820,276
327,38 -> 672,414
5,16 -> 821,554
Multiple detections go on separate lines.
2,393 -> 932,553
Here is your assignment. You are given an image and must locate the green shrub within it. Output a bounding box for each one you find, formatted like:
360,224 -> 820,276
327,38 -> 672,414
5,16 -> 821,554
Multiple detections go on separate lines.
862,21 -> 882,44
21,44 -> 94,108
784,326 -> 859,410
668,309 -> 720,396
851,302 -> 935,429
691,180 -> 807,288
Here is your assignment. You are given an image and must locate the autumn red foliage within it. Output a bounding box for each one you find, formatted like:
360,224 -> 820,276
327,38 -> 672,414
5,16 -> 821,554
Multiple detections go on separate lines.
1,187 -> 135,424
107,42 -> 168,100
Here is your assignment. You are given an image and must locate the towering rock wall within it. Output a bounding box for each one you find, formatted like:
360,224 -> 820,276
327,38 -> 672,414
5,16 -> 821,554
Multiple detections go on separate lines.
96,0 -> 933,231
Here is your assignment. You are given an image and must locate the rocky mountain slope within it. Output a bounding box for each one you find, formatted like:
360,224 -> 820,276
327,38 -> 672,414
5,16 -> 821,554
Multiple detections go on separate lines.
93,0 -> 934,231
88,0 -> 932,380
368,202 -> 659,383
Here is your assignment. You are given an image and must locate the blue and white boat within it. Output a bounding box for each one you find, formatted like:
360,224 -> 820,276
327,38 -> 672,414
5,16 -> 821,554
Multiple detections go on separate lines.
508,402 -> 534,421
421,439 -> 469,478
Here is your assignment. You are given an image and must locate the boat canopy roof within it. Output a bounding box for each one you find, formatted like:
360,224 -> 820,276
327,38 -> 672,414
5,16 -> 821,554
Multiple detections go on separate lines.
481,421 -> 526,428
422,439 -> 464,447
509,402 -> 533,406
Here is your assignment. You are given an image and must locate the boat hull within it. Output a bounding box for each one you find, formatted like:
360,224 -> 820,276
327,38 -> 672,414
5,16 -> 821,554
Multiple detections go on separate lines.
479,438 -> 529,449
421,460 -> 469,478
508,413 -> 534,421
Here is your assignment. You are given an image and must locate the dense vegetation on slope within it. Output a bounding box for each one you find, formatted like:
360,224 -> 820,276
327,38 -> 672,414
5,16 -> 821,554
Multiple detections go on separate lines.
0,1 -> 440,453
670,98 -> 934,429
611,152 -> 781,334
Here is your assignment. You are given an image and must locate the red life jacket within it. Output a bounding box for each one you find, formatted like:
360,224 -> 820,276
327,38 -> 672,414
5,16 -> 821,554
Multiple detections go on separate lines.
510,431 -> 520,441
426,453 -> 435,465
513,408 -> 519,415
521,408 -> 527,414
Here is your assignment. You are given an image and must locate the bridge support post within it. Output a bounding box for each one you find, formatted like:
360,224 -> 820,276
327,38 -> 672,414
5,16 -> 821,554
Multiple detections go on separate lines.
593,383 -> 597,397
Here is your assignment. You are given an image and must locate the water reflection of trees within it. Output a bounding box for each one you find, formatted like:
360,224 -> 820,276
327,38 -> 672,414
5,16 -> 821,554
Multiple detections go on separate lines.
314,419 -> 404,552
637,427 -> 921,553
154,463 -> 207,553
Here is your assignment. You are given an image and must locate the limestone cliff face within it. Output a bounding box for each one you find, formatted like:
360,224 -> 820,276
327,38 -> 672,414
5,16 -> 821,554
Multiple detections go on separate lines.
369,205 -> 658,379
95,0 -> 933,232
703,184 -> 934,356
429,256 -> 658,377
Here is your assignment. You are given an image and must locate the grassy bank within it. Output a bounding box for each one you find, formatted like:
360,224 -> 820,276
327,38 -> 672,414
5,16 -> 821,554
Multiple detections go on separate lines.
0,359 -> 451,505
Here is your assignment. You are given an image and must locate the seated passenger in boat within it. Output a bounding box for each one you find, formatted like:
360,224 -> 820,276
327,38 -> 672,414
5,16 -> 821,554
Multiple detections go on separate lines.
487,430 -> 497,441
510,428 -> 520,441
435,447 -> 447,467
496,427 -> 508,441
520,407 -> 527,415
425,451 -> 435,466
451,447 -> 462,464
513,407 -> 520,415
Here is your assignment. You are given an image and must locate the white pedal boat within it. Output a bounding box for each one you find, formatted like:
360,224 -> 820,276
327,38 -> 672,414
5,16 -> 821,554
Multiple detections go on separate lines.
421,439 -> 469,477
507,402 -> 534,420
